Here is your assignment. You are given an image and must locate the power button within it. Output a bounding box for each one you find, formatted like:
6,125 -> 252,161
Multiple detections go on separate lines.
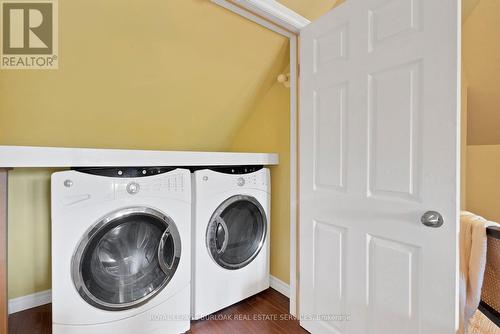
237,177 -> 245,187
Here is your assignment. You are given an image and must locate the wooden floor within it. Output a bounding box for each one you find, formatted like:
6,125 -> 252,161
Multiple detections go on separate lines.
8,288 -> 308,334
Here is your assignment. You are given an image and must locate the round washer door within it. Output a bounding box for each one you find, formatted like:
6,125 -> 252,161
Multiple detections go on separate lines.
206,195 -> 267,270
72,207 -> 181,311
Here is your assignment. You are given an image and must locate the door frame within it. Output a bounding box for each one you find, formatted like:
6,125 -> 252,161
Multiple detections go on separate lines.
210,0 -> 311,316
0,169 -> 8,334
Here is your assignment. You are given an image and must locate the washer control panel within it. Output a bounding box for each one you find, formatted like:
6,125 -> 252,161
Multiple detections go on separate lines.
55,169 -> 189,208
236,177 -> 245,187
116,173 -> 185,198
73,167 -> 175,178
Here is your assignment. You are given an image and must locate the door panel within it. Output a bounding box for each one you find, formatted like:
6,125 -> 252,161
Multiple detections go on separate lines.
314,82 -> 347,192
367,60 -> 421,201
367,235 -> 420,334
368,0 -> 422,52
313,221 -> 347,333
299,0 -> 459,333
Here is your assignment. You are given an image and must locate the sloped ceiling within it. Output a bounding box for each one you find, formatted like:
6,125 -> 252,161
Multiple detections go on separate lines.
278,0 -> 343,21
463,0 -> 500,144
0,0 -> 289,151
463,0 -> 481,22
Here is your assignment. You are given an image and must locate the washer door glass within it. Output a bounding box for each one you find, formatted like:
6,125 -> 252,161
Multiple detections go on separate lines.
72,207 -> 181,311
206,195 -> 267,270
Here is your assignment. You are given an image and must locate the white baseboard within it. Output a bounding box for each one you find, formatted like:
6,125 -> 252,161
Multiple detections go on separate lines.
8,279 -> 288,314
270,275 -> 290,298
8,289 -> 52,314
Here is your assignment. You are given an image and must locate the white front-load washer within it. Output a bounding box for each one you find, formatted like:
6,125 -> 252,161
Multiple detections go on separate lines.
191,167 -> 270,320
51,167 -> 191,334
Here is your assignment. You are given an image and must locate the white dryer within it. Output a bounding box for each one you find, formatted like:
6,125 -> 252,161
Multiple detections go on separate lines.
51,167 -> 191,334
191,167 -> 270,320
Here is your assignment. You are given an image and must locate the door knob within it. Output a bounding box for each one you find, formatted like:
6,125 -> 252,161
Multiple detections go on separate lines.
421,211 -> 444,228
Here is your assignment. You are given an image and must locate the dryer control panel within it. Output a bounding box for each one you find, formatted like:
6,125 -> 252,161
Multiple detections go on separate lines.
235,173 -> 261,187
196,167 -> 270,195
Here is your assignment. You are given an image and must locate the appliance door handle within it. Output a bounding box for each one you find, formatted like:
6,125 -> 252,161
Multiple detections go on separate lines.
158,227 -> 179,275
215,216 -> 229,254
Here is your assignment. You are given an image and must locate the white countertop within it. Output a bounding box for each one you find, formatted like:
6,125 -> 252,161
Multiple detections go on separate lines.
0,146 -> 279,168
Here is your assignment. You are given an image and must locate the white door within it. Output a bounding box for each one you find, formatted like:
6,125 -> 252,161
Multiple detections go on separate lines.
299,0 -> 460,333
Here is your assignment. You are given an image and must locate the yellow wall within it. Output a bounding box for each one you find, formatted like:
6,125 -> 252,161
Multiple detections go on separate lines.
229,63 -> 291,283
462,0 -> 500,145
2,0 -> 290,298
462,0 -> 500,222
7,169 -> 56,298
466,145 -> 500,222
461,70 -> 468,209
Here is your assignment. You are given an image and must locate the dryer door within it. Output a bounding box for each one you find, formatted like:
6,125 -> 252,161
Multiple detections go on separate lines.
206,195 -> 267,270
72,207 -> 181,311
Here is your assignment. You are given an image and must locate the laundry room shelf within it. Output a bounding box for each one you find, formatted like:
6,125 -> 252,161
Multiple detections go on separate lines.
0,146 -> 279,167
